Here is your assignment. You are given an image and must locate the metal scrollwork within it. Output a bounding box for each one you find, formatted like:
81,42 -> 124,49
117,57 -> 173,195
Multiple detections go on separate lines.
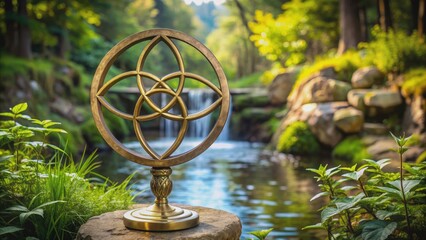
91,29 -> 230,167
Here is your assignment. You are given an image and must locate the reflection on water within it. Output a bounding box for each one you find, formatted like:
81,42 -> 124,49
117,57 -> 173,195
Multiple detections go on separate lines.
98,139 -> 323,239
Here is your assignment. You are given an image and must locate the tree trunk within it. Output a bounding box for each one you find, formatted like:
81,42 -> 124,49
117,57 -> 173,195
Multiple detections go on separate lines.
57,31 -> 70,59
232,0 -> 252,35
232,0 -> 258,74
359,4 -> 368,41
4,0 -> 18,55
16,0 -> 32,59
377,0 -> 393,31
337,0 -> 362,54
418,0 -> 425,38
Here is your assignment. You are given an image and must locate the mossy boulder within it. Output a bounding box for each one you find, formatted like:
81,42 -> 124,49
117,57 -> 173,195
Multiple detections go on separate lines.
347,89 -> 367,111
351,66 -> 385,89
333,107 -> 364,133
268,70 -> 297,105
273,102 -> 349,147
364,90 -> 402,108
288,77 -> 352,109
277,121 -> 320,155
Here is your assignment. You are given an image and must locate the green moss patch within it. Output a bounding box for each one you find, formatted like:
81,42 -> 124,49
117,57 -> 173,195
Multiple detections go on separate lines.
277,121 -> 320,155
332,136 -> 371,162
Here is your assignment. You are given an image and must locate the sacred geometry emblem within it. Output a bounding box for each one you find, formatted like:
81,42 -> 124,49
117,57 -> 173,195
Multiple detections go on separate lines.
91,29 -> 229,231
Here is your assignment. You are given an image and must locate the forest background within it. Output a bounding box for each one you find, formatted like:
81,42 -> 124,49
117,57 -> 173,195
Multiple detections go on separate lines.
0,0 -> 425,152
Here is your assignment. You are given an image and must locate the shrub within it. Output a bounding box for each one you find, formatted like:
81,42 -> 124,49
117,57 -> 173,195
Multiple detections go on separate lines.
401,68 -> 426,96
360,26 -> 426,74
276,121 -> 320,155
0,103 -> 134,240
249,0 -> 338,66
332,136 -> 371,163
304,133 -> 426,240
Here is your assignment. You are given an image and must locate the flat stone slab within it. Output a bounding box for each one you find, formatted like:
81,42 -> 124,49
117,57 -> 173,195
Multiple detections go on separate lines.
76,204 -> 242,240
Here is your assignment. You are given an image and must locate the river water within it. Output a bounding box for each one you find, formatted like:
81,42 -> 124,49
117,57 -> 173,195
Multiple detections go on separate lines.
98,138 -> 324,239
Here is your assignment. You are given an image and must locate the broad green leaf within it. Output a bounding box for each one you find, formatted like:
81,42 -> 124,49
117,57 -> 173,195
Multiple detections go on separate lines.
341,185 -> 357,191
343,167 -> 366,181
341,164 -> 357,172
0,112 -> 15,118
0,120 -> 16,128
31,119 -> 44,125
335,193 -> 365,212
310,191 -> 329,201
377,186 -> 403,200
6,205 -> 29,212
325,165 -> 341,177
376,210 -> 398,220
361,220 -> 397,240
0,155 -> 13,162
35,200 -> 65,209
364,159 -> 391,170
46,128 -> 67,134
0,226 -> 23,236
19,208 -> 43,225
249,228 -> 273,240
302,223 -> 326,230
28,127 -> 48,132
18,114 -> 31,120
23,141 -> 45,148
44,121 -> 61,128
389,180 -> 421,196
11,103 -> 28,114
321,207 -> 340,223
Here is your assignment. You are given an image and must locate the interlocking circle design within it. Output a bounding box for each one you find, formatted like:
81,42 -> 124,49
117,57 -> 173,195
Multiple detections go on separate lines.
91,29 -> 230,167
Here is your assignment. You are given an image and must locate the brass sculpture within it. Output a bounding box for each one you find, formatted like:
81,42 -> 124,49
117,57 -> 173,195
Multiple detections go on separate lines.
90,29 -> 230,231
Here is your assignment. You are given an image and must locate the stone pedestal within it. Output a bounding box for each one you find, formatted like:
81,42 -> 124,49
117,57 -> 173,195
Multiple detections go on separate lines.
76,204 -> 242,240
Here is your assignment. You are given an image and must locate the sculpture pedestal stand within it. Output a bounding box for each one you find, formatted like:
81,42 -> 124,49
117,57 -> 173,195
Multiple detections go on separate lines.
76,168 -> 242,240
123,168 -> 199,231
76,204 -> 242,240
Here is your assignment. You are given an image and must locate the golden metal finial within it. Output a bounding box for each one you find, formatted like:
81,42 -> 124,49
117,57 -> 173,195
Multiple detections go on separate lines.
90,29 -> 230,231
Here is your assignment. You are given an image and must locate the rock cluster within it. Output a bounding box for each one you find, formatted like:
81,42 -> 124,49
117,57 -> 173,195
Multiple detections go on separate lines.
269,65 -> 424,158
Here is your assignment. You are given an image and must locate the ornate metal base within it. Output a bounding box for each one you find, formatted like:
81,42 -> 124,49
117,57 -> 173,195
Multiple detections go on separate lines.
123,167 -> 199,231
123,204 -> 199,231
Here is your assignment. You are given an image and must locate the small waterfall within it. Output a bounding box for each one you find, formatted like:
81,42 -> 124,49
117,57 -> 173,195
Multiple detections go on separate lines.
188,90 -> 213,138
160,89 -> 231,140
160,94 -> 179,138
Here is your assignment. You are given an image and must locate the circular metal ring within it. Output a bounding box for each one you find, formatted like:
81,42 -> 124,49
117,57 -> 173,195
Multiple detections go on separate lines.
91,29 -> 230,167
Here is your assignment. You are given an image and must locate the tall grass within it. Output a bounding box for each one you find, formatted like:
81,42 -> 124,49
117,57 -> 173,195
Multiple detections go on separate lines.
0,103 -> 135,240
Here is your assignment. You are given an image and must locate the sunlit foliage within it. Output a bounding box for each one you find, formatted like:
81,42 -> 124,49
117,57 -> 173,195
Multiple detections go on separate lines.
249,0 -> 338,66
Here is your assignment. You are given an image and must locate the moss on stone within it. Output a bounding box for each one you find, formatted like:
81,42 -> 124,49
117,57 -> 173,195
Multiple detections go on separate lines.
233,94 -> 270,109
332,136 -> 371,162
276,121 -> 320,155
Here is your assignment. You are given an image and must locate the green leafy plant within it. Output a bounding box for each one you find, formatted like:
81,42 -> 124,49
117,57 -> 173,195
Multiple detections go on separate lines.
249,0 -> 338,67
248,228 -> 273,240
304,133 -> 426,240
277,121 -> 320,155
0,103 -> 134,240
360,26 -> 426,74
401,68 -> 426,96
